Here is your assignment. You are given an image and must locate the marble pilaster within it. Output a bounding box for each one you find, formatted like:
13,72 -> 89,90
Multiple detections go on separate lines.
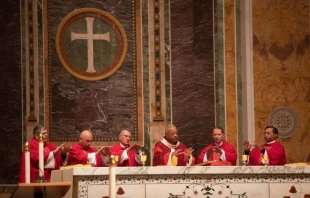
170,0 -> 215,158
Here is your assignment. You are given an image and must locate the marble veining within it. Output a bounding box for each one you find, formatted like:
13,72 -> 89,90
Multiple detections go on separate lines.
170,0 -> 215,159
62,166 -> 310,176
52,166 -> 310,198
0,0 -> 23,184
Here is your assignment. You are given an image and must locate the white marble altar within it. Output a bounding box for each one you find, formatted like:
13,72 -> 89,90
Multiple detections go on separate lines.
51,166 -> 310,198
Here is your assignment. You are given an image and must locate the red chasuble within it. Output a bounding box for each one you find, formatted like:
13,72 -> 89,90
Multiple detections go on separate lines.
197,140 -> 237,165
248,141 -> 287,166
19,138 -> 62,183
110,143 -> 140,166
152,140 -> 195,166
67,143 -> 103,167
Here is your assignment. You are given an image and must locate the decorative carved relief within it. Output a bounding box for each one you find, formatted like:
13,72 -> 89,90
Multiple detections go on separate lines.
268,106 -> 298,138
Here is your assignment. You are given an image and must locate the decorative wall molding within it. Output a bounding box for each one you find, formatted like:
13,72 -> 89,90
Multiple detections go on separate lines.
26,0 -> 37,122
152,0 -> 164,121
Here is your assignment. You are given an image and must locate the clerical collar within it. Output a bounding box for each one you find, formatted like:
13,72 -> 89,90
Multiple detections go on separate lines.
120,143 -> 129,148
266,140 -> 275,144
161,138 -> 180,149
214,141 -> 223,147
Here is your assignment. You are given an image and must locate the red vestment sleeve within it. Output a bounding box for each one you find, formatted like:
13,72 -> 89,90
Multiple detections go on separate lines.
67,143 -> 89,165
110,144 -> 124,158
68,143 -> 103,167
110,144 -> 125,166
198,145 -> 212,163
153,142 -> 170,166
110,144 -> 140,167
127,150 -> 140,166
221,142 -> 237,165
248,148 -> 262,165
264,142 -> 287,165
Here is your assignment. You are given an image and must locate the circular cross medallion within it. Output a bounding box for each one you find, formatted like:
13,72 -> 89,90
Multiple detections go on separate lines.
56,8 -> 128,81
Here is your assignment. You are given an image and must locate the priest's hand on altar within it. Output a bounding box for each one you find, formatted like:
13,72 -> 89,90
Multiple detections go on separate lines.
184,147 -> 194,157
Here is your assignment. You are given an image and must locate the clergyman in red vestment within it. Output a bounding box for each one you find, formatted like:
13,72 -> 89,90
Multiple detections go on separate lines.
19,125 -> 71,182
198,127 -> 237,166
243,126 -> 287,166
67,130 -> 110,167
153,124 -> 195,166
110,130 -> 142,166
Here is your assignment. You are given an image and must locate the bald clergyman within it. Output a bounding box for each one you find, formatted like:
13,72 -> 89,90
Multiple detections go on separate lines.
67,130 -> 109,167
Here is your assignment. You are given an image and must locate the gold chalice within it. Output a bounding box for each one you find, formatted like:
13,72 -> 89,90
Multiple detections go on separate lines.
141,154 -> 147,166
171,156 -> 178,166
242,154 -> 247,166
263,154 -> 268,166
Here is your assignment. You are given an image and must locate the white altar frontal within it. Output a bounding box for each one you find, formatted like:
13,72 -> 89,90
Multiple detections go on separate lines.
51,166 -> 310,198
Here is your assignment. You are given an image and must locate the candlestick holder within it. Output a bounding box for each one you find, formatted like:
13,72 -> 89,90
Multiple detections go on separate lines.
34,176 -> 48,183
24,142 -> 30,151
